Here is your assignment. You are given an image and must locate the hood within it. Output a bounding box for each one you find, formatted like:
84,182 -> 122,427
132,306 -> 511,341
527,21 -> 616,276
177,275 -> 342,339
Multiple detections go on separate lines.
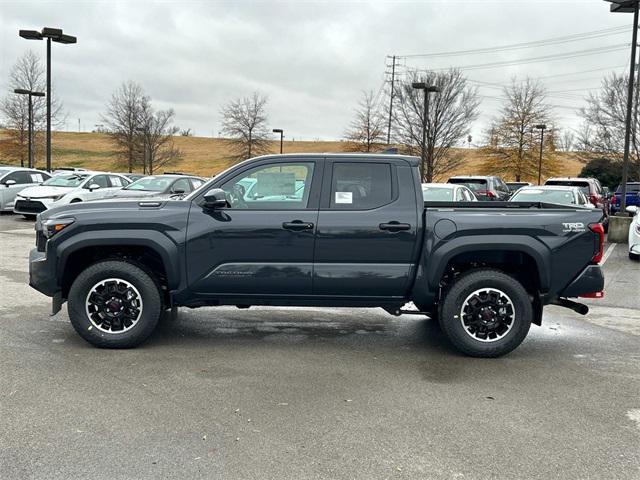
105,189 -> 185,201
17,185 -> 73,198
41,197 -> 171,220
106,189 -> 161,198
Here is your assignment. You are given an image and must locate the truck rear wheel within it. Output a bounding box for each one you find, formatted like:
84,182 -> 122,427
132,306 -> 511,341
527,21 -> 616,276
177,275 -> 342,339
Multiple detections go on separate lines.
67,260 -> 162,348
439,269 -> 532,358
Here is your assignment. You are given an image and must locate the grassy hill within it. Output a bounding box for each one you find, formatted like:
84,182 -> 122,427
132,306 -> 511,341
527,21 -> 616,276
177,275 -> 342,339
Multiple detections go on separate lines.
0,130 -> 585,182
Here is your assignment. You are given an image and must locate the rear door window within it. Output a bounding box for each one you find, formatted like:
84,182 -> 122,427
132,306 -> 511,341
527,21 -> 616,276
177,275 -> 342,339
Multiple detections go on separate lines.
108,175 -> 126,187
330,162 -> 392,210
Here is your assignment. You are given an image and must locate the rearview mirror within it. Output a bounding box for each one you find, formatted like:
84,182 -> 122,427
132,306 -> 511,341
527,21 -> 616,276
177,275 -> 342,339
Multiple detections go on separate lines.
627,205 -> 638,214
3,179 -> 16,187
203,188 -> 228,208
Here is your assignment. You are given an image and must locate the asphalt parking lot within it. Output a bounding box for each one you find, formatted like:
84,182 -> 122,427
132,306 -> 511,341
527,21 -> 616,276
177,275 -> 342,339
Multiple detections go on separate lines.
1,212 -> 639,480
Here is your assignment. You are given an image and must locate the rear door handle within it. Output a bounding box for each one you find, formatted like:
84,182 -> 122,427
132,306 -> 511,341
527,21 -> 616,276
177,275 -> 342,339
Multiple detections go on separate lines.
379,221 -> 411,232
282,220 -> 314,231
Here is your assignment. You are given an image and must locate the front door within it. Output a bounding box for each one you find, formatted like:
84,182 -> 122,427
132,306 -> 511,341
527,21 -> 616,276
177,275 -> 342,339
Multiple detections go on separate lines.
313,159 -> 419,298
185,159 -> 321,297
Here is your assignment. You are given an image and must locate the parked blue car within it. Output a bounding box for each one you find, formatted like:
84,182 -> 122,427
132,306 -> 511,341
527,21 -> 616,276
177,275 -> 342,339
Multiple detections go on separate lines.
610,182 -> 640,215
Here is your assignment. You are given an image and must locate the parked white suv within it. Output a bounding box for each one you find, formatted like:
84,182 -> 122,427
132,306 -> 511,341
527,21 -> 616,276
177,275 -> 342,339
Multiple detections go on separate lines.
13,172 -> 130,218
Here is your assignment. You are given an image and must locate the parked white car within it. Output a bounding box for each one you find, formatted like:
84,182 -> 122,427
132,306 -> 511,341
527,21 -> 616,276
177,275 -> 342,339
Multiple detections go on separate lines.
0,167 -> 51,212
422,183 -> 478,202
509,185 -> 593,207
628,206 -> 640,261
13,171 -> 130,218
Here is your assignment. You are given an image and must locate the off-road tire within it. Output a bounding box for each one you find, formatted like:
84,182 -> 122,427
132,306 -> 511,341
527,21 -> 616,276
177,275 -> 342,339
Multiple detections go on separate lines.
439,268 -> 532,358
68,260 -> 162,348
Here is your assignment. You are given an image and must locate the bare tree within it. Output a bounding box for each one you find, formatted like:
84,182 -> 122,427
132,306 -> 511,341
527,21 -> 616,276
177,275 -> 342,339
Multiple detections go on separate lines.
344,90 -> 386,152
136,97 -> 182,174
558,129 -> 575,152
578,72 -> 640,179
180,128 -> 193,137
0,50 -> 64,167
392,69 -> 480,182
220,92 -> 270,161
101,81 -> 147,172
481,78 -> 555,181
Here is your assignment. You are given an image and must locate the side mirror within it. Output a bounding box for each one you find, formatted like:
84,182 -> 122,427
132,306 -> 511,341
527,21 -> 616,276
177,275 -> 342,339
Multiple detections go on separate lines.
172,188 -> 186,194
627,205 -> 638,214
4,179 -> 16,187
88,183 -> 101,191
203,188 -> 228,208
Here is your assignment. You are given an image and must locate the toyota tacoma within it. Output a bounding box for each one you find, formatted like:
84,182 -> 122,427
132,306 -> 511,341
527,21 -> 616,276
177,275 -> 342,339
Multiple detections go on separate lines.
29,154 -> 605,357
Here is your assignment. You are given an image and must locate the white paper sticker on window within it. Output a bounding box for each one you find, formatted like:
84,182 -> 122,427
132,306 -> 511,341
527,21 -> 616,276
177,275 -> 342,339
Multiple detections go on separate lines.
30,173 -> 43,183
335,191 -> 352,204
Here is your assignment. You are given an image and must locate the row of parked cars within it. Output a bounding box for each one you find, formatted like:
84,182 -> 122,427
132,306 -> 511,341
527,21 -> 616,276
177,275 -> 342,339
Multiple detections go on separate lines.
422,175 -> 640,260
0,165 -> 205,219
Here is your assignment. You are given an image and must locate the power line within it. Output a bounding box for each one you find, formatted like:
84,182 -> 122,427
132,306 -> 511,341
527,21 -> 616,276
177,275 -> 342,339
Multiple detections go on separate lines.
423,44 -> 629,71
397,25 -> 629,59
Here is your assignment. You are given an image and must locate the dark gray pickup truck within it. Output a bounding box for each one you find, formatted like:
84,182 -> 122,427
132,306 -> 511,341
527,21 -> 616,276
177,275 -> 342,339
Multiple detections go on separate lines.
29,154 -> 605,357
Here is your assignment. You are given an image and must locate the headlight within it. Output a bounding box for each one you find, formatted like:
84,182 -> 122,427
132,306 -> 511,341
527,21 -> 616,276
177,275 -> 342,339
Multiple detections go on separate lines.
635,223 -> 640,236
49,194 -> 66,201
40,217 -> 75,238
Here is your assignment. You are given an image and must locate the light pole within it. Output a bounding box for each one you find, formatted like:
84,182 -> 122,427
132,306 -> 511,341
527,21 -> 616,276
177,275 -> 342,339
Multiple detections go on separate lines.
604,1 -> 639,213
272,128 -> 284,154
535,124 -> 547,185
14,88 -> 45,168
19,27 -> 77,172
411,83 -> 440,181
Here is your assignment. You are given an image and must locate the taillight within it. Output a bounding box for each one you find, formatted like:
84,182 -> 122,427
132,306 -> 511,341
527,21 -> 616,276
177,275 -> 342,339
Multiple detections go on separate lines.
589,223 -> 605,264
579,291 -> 605,299
478,190 -> 496,198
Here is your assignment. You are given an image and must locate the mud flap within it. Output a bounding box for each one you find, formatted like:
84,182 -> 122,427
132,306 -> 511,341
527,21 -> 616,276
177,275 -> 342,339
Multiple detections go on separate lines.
51,292 -> 63,316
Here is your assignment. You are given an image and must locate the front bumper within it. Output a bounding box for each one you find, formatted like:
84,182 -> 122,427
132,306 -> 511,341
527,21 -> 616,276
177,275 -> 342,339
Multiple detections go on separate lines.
14,198 -> 50,215
559,265 -> 605,298
29,248 -> 58,297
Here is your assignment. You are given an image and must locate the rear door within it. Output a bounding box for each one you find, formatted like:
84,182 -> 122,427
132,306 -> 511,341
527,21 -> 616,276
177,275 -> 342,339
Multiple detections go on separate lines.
185,158 -> 321,297
313,158 -> 418,298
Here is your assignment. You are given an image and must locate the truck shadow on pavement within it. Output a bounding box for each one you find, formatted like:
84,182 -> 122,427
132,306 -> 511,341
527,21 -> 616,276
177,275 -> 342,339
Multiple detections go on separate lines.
148,308 -> 475,358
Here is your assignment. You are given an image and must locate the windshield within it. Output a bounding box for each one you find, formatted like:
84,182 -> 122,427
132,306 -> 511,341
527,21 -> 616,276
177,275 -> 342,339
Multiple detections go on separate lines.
0,168 -> 12,178
511,188 -> 577,205
616,183 -> 640,193
546,180 -> 590,195
422,186 -> 454,201
42,174 -> 89,188
124,177 -> 172,192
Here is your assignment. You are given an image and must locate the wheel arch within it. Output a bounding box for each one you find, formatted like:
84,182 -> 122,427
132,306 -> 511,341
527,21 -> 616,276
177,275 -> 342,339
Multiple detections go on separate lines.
56,231 -> 182,299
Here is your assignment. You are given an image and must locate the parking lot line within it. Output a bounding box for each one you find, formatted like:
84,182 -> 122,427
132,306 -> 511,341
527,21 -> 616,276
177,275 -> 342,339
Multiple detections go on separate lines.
601,243 -> 616,265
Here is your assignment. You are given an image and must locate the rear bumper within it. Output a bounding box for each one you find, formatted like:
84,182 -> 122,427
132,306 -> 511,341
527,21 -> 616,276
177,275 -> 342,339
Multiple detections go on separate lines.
559,265 -> 604,298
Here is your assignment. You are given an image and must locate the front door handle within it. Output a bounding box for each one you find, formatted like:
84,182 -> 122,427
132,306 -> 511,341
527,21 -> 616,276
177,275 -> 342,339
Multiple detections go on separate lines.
379,221 -> 411,232
282,220 -> 314,231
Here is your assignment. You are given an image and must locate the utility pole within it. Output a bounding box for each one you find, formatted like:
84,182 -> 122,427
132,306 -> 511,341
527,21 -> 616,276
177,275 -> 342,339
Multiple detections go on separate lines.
386,55 -> 400,145
535,124 -> 547,185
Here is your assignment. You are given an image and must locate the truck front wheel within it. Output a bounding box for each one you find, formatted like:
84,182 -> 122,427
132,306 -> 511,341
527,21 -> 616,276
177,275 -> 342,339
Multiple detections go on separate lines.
439,269 -> 532,358
67,260 -> 162,348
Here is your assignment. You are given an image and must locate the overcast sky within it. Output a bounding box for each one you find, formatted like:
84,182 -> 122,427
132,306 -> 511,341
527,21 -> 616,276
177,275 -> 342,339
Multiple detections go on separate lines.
0,0 -> 632,142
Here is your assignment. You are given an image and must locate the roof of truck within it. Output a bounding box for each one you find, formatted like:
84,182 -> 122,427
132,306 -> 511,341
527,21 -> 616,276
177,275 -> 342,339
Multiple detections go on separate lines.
250,153 -> 421,166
